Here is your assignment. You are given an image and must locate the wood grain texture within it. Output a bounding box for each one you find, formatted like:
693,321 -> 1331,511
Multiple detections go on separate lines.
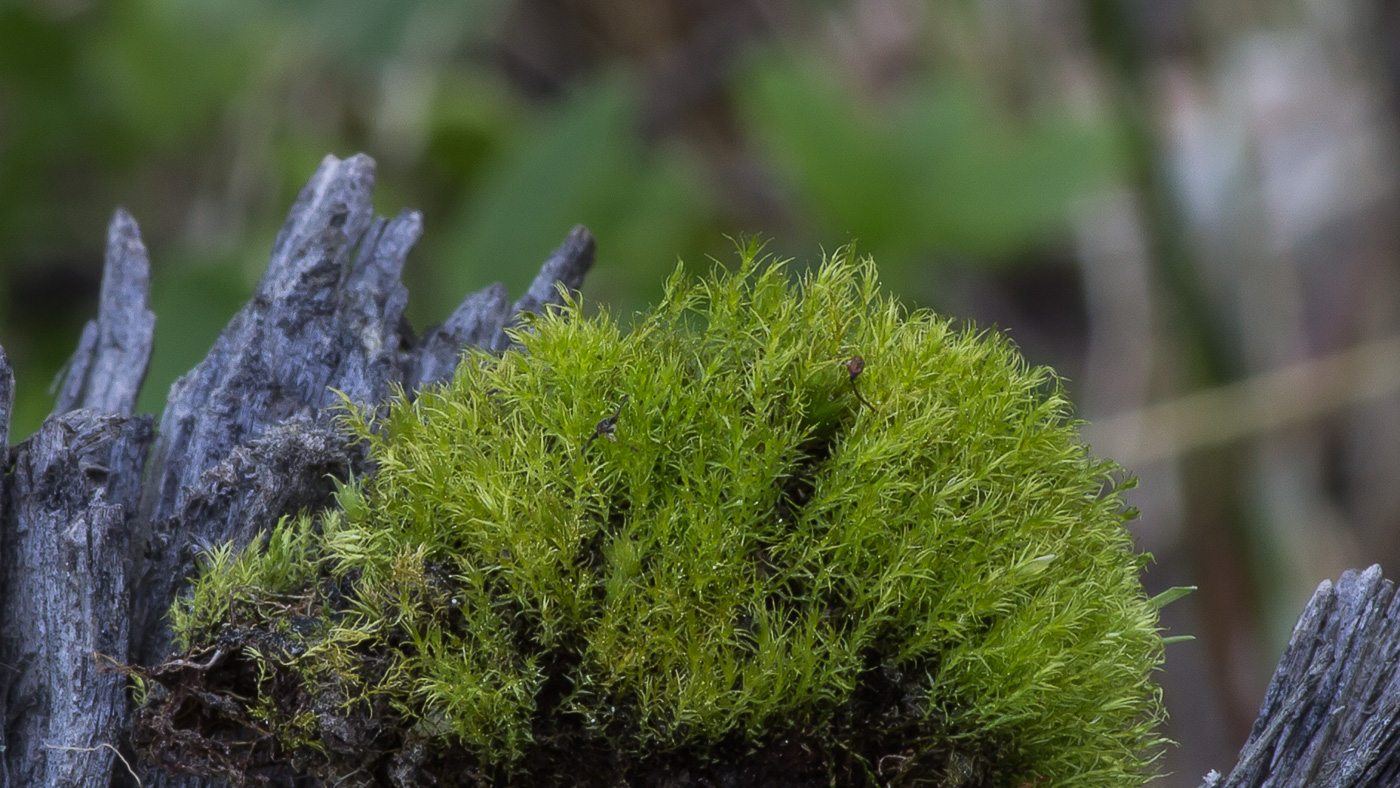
0,153 -> 593,787
1200,565 -> 1400,788
0,410 -> 152,788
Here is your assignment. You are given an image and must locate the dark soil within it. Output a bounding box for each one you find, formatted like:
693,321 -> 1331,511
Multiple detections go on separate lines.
132,629 -> 1001,787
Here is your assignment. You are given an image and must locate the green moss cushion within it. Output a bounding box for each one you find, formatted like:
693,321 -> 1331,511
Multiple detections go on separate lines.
165,246 -> 1165,787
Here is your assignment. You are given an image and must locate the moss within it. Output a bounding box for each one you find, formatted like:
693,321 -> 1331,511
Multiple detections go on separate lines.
144,244 -> 1167,787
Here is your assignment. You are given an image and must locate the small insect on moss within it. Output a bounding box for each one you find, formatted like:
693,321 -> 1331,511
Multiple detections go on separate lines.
585,394 -> 632,449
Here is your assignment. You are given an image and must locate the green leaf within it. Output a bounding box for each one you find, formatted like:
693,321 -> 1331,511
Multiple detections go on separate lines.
1148,586 -> 1196,609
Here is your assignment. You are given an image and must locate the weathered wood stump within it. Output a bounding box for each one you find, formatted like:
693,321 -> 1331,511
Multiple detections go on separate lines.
0,151 -> 1394,786
0,153 -> 592,787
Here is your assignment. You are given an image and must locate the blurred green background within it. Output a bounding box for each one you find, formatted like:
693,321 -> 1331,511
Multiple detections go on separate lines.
0,0 -> 1116,436
8,0 -> 1400,785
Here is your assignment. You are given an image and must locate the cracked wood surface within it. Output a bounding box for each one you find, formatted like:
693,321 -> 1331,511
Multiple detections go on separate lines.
1200,565 -> 1400,788
0,153 -> 593,787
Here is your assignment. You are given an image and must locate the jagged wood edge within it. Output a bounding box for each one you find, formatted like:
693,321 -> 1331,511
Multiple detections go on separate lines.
0,208 -> 158,787
1200,564 -> 1400,787
0,152 -> 593,788
54,208 -> 156,417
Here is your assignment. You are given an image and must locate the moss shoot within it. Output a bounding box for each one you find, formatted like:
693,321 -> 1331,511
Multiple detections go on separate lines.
144,245 -> 1166,787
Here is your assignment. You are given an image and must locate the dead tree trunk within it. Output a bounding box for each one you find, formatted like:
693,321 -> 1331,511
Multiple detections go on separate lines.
1,151 -> 1396,786
0,153 -> 593,787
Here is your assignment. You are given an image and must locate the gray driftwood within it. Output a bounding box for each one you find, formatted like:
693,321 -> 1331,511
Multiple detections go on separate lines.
1199,564 -> 1400,788
0,153 -> 593,787
1,151 -> 1395,787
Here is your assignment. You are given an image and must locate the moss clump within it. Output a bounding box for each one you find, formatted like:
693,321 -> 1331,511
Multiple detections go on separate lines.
148,245 -> 1165,787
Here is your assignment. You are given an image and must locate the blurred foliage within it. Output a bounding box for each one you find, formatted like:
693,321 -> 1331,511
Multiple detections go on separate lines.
0,0 -> 1120,439
740,56 -> 1118,260
429,74 -> 714,323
